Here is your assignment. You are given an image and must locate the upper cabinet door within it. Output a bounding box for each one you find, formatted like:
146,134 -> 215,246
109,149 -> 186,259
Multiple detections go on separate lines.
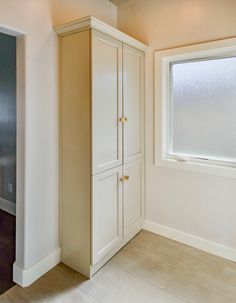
123,45 -> 145,163
92,30 -> 123,175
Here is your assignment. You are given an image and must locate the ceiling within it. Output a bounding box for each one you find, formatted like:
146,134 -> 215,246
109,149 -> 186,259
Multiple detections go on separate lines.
108,0 -> 131,6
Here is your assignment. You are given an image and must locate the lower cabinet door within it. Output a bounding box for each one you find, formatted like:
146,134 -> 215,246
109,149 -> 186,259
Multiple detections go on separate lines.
123,158 -> 144,237
92,166 -> 123,265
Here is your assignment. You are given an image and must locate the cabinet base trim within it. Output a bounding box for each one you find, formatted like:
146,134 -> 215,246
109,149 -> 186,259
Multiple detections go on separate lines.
13,247 -> 61,287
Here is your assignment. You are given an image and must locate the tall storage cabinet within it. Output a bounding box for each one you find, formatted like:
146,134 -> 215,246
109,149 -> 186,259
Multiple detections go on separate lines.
55,16 -> 147,278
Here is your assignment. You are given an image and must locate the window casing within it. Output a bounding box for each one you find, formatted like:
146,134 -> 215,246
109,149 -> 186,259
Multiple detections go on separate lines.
155,38 -> 236,178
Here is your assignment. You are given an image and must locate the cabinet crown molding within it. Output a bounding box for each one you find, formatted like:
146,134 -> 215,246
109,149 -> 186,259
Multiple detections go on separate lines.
54,15 -> 148,52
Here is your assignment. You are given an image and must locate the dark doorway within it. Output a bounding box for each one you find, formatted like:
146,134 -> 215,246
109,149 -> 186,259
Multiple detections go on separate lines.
0,32 -> 16,294
0,210 -> 15,293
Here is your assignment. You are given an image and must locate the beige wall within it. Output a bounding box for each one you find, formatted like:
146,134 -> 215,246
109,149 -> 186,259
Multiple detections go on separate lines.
0,0 -> 116,276
51,0 -> 117,27
118,0 -> 236,249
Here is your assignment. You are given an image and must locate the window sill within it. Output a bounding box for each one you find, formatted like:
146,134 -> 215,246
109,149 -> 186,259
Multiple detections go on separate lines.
157,156 -> 236,179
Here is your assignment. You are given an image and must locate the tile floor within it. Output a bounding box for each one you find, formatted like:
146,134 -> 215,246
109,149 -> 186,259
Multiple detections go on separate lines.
0,209 -> 15,295
1,230 -> 236,302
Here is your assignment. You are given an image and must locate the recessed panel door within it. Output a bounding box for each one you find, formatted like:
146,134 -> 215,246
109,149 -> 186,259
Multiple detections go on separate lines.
123,45 -> 144,163
92,30 -> 123,174
92,166 -> 123,265
123,158 -> 144,237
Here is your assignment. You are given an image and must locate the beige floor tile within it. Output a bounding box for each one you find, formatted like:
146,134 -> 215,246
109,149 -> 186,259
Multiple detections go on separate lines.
48,288 -> 99,303
113,251 -> 176,289
55,263 -> 87,283
147,235 -> 187,266
81,261 -> 186,303
180,245 -> 236,287
6,266 -> 87,303
1,230 -> 236,303
126,230 -> 157,251
113,237 -> 177,289
112,244 -> 146,272
167,264 -> 236,303
220,261 -> 236,286
180,246 -> 225,278
132,254 -> 176,289
0,293 -> 11,303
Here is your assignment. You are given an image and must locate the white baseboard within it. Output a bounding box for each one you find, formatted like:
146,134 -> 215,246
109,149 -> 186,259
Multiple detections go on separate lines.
13,247 -> 61,287
0,197 -> 16,216
144,220 -> 236,263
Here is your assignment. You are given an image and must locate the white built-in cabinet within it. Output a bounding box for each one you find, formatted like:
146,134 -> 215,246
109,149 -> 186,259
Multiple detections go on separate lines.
55,16 -> 147,278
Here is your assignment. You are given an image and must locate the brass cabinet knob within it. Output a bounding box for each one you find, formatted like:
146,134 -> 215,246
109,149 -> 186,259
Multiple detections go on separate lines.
120,176 -> 130,182
119,117 -> 128,123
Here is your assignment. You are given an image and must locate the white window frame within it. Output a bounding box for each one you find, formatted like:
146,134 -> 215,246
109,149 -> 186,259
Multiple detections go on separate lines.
155,37 -> 236,178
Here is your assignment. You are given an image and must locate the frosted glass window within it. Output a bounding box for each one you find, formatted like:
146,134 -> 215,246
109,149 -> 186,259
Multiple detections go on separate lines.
170,57 -> 236,163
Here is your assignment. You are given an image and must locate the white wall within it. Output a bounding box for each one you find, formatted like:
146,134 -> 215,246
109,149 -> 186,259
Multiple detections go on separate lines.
0,0 -> 116,282
118,0 -> 236,250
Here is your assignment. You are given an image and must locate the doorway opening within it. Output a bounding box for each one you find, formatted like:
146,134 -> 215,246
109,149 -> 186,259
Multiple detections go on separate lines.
0,32 -> 16,294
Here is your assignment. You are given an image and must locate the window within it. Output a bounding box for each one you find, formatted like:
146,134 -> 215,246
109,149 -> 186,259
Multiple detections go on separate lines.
155,38 -> 236,178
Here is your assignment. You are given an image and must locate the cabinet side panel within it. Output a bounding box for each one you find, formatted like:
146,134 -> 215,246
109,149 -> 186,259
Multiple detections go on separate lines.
60,30 -> 91,277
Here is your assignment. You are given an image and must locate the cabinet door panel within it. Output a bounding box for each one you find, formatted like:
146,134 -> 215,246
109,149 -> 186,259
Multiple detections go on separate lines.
123,159 -> 144,237
92,30 -> 123,174
123,45 -> 144,163
92,166 -> 122,265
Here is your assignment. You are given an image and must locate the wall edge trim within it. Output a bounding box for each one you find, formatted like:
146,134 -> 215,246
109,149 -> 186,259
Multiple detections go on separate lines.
13,247 -> 61,287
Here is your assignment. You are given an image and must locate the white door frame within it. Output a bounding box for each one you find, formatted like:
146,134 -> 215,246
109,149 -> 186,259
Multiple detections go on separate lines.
0,24 -> 26,276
